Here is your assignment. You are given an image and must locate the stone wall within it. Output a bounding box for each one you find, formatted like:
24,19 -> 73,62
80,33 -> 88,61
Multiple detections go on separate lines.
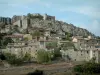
2,41 -> 40,60
22,18 -> 28,29
13,20 -> 22,27
13,17 -> 28,29
43,14 -> 55,21
61,48 -> 100,63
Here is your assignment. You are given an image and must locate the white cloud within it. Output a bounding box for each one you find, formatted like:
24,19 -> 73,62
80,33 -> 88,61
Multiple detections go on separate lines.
89,20 -> 100,35
80,20 -> 100,36
1,0 -> 52,8
74,7 -> 100,19
59,6 -> 100,19
59,3 -> 100,36
0,0 -> 39,4
35,1 -> 52,8
2,0 -> 52,12
44,3 -> 51,8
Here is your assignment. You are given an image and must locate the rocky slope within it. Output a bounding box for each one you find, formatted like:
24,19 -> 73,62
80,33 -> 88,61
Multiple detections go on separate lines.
0,17 -> 95,37
28,18 -> 95,37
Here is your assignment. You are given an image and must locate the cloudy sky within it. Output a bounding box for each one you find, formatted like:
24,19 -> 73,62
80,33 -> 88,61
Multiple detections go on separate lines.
0,0 -> 100,36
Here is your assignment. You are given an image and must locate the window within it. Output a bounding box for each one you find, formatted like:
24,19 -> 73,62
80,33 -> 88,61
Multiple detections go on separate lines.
95,46 -> 100,48
87,51 -> 89,54
25,43 -> 28,45
93,54 -> 95,56
40,41 -> 44,46
80,44 -> 81,46
46,36 -> 49,40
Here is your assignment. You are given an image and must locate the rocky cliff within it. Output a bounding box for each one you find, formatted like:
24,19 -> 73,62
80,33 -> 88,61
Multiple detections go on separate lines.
28,18 -> 95,37
0,15 -> 95,37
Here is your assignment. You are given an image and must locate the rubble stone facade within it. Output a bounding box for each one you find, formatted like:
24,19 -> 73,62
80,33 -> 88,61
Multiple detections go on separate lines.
61,36 -> 100,63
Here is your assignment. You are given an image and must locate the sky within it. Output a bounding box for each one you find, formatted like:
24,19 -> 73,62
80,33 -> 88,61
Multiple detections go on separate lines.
0,0 -> 100,36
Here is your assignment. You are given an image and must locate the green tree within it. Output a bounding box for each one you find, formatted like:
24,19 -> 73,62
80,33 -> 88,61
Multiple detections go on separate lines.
32,30 -> 44,40
27,13 -> 43,20
46,42 -> 57,50
53,48 -> 61,58
33,31 -> 41,37
27,13 -> 33,18
61,42 -> 75,51
4,53 -> 23,65
74,62 -> 100,74
32,30 -> 41,40
23,53 -> 31,62
65,32 -> 72,41
27,69 -> 43,75
97,36 -> 100,39
0,36 -> 13,49
46,42 -> 61,59
74,65 -> 84,73
0,53 -> 6,60
37,50 -> 52,63
3,37 -> 13,46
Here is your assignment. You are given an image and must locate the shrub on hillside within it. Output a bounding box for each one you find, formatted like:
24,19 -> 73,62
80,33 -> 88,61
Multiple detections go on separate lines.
0,53 -> 6,60
23,52 -> 31,62
46,42 -> 57,50
53,48 -> 62,58
27,70 -> 43,75
74,62 -> 100,73
37,50 -> 52,63
4,53 -> 23,65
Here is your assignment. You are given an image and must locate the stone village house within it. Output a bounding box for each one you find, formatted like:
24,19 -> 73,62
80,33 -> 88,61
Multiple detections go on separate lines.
1,29 -> 59,61
1,25 -> 100,63
60,36 -> 100,63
